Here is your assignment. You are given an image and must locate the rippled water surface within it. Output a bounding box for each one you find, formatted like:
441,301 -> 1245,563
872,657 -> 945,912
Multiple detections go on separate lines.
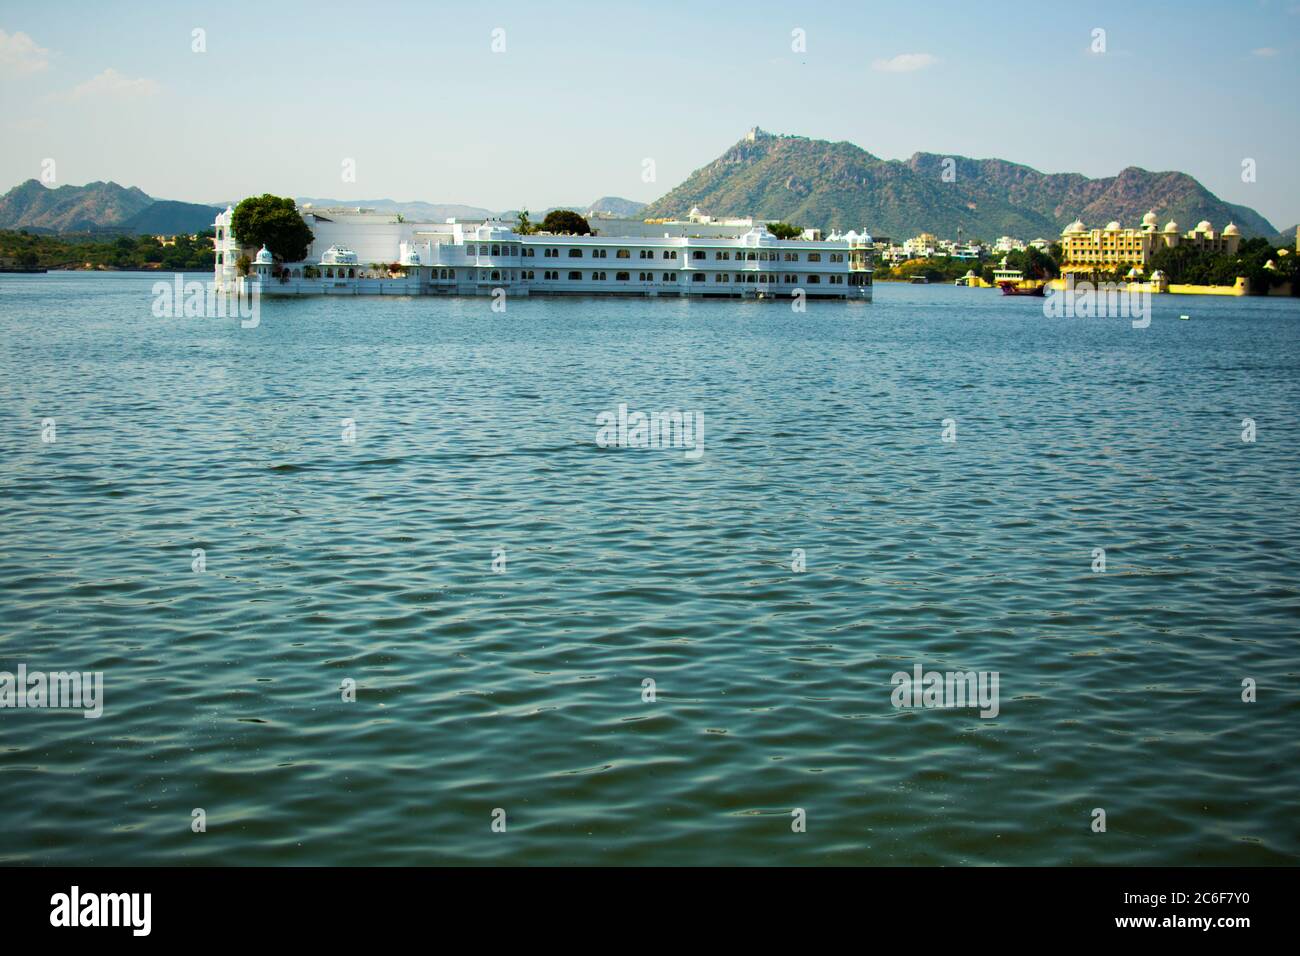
2,272 -> 1298,865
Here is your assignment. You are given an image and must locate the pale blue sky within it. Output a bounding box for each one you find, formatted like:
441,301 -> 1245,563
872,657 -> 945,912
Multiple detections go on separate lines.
1,0 -> 1297,228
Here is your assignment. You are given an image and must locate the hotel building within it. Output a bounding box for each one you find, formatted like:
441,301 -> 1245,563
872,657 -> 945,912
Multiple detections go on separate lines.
1060,210 -> 1241,275
215,205 -> 873,300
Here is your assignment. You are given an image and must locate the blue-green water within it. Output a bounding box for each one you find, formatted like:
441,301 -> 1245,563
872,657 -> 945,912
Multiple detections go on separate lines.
2,272 -> 1297,865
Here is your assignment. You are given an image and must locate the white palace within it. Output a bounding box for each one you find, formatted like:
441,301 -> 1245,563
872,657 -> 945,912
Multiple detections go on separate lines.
213,205 -> 873,301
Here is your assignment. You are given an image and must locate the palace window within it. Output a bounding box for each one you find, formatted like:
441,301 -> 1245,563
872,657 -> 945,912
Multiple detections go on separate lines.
616,271 -> 630,281
568,248 -> 583,257
616,249 -> 630,259
807,253 -> 821,262
544,248 -> 557,258
715,273 -> 728,282
784,252 -> 798,261
663,250 -> 677,259
491,245 -> 500,256
830,253 -> 844,263
663,273 -> 677,282
807,274 -> 820,283
639,249 -> 653,259
466,245 -> 476,255
692,251 -> 706,260
592,249 -> 607,258
523,248 -> 534,257
568,271 -> 581,280
716,251 -> 730,260
692,273 -> 705,282
592,271 -> 607,280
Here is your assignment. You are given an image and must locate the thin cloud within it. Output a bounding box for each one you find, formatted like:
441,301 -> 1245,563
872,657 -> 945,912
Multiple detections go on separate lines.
0,28 -> 51,75
57,68 -> 160,101
1251,47 -> 1278,56
872,52 -> 938,73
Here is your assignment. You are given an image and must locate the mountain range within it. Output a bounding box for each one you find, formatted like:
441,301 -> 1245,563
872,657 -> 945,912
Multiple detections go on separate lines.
0,180 -> 221,234
0,132 -> 1281,242
641,129 -> 1277,239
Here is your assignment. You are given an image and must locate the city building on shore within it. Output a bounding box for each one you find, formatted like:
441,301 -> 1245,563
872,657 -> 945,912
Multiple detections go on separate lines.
214,204 -> 873,300
1059,210 -> 1241,276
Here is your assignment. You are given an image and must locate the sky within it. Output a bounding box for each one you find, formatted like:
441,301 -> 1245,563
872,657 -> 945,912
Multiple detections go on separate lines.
1,0 -> 1298,229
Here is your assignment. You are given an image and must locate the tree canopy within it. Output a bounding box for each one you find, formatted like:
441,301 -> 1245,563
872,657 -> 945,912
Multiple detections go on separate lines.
766,222 -> 802,240
539,209 -> 592,235
231,194 -> 314,262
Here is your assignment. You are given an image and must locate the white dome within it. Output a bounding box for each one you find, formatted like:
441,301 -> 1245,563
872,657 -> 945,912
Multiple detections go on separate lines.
1064,219 -> 1085,234
1105,220 -> 1121,231
254,245 -> 273,265
1163,220 -> 1179,233
1142,210 -> 1158,227
1195,220 -> 1212,232
1222,222 -> 1240,236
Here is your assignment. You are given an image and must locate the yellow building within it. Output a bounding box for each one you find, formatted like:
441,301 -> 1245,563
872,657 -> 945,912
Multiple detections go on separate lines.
1060,210 -> 1241,276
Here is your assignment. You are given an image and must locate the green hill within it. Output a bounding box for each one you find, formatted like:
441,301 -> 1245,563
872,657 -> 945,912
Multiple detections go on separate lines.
119,200 -> 221,235
643,130 -> 1277,240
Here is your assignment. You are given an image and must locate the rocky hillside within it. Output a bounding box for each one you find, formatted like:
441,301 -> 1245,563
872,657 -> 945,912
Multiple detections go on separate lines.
643,130 -> 1276,239
0,180 -> 219,234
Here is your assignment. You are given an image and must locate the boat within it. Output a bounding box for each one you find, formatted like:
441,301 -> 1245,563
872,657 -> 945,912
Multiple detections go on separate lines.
997,279 -> 1045,297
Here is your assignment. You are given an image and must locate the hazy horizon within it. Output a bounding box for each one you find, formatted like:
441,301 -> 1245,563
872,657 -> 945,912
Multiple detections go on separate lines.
2,0 -> 1297,227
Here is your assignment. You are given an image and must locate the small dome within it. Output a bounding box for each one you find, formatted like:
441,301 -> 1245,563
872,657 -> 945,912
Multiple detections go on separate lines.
1105,220 -> 1121,231
1063,219 -> 1085,234
1126,266 -> 1143,277
1222,222 -> 1240,236
254,245 -> 273,265
1163,220 -> 1179,233
1142,210 -> 1158,227
1195,220 -> 1212,233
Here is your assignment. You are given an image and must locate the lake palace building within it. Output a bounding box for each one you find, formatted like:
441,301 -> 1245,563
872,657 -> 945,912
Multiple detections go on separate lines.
214,204 -> 874,301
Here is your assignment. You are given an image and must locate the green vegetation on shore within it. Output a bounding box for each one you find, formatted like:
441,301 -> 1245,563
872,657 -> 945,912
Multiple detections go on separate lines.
0,229 -> 215,270
1148,237 -> 1295,290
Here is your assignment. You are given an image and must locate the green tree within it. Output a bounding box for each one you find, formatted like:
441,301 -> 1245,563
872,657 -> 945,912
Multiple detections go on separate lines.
230,194 -> 314,262
766,221 -> 802,240
515,209 -> 534,235
539,209 -> 592,235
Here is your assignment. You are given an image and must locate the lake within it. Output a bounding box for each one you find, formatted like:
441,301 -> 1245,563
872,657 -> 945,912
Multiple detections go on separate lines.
1,272 -> 1297,864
